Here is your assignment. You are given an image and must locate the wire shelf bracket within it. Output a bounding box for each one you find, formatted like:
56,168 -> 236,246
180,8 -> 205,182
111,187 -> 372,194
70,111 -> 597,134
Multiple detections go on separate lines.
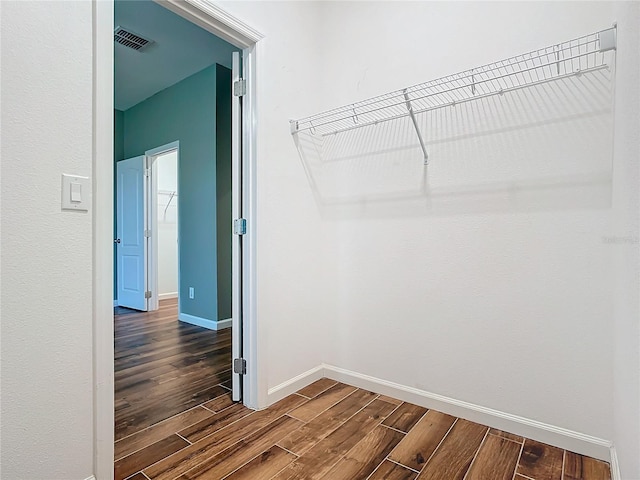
290,26 -> 617,164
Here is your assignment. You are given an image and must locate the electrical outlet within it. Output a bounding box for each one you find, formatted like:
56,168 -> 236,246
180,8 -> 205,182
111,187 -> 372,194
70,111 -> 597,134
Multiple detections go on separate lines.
189,287 -> 194,299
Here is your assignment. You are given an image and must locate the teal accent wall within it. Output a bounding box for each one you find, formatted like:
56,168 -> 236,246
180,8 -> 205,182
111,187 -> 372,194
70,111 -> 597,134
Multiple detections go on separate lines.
114,109 -> 124,300
123,65 -> 218,322
216,65 -> 232,321
115,109 -> 124,161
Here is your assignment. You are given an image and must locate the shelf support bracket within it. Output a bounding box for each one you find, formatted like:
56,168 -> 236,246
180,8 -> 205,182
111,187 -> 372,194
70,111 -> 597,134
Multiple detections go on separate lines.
403,89 -> 429,165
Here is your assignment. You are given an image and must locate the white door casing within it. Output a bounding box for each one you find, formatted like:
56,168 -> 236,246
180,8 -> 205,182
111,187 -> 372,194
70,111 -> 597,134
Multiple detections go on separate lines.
116,156 -> 148,311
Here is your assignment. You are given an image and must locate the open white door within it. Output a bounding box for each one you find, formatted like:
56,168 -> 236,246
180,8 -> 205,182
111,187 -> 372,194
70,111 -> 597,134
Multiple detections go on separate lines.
231,51 -> 243,402
116,156 -> 149,311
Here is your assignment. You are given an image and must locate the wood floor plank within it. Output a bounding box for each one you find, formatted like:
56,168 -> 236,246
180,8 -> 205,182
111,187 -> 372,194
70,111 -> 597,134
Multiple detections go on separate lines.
368,461 -> 418,480
382,403 -> 428,433
202,393 -> 234,413
465,433 -> 521,480
516,439 -> 563,480
223,446 -> 297,480
115,406 -> 213,461
124,474 -> 148,480
144,394 -> 307,480
115,300 -> 232,440
178,403 -> 253,443
377,395 -> 403,406
177,415 -> 303,479
416,419 -> 488,480
114,434 -> 189,480
272,399 -> 397,480
388,410 -> 456,472
278,388 -> 377,455
564,451 -> 611,480
116,384 -> 230,441
296,378 -> 338,399
287,382 -> 357,422
320,425 -> 405,480
489,428 -> 524,444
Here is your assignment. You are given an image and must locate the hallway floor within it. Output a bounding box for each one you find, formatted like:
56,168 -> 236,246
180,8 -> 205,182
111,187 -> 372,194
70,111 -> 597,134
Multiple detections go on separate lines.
115,298 -> 232,442
114,302 -> 611,480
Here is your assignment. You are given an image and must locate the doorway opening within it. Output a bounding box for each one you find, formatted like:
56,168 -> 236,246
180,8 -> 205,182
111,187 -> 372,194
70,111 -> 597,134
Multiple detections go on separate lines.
115,144 -> 181,313
152,148 -> 179,306
94,0 -> 261,476
110,0 -> 255,474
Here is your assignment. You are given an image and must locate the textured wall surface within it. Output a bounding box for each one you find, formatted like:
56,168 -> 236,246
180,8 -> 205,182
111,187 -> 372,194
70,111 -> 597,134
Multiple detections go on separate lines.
611,2 -> 640,477
0,1 -> 94,479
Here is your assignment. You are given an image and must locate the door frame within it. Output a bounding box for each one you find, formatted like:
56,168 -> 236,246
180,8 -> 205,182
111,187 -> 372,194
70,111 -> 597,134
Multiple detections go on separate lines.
146,141 -> 181,313
93,1 -> 263,478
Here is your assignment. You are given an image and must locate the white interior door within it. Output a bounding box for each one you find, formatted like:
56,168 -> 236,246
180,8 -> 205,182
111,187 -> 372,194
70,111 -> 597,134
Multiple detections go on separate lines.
116,155 -> 149,311
231,51 -> 243,402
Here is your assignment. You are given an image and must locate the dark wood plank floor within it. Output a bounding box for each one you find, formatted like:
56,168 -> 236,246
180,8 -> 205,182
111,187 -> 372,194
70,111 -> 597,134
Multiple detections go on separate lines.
115,298 -> 232,442
114,303 -> 611,480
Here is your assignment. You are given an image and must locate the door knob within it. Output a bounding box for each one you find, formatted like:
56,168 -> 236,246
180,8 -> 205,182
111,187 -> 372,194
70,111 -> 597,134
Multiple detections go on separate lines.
114,238 -> 121,243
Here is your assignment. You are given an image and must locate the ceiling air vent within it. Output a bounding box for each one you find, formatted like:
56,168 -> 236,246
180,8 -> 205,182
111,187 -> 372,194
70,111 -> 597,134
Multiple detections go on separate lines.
114,26 -> 154,52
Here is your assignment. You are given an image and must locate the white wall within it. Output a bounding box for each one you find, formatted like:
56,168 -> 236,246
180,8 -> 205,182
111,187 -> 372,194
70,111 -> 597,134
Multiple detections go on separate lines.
0,2 -> 94,479
316,0 -> 617,441
157,151 -> 178,297
611,2 -> 640,478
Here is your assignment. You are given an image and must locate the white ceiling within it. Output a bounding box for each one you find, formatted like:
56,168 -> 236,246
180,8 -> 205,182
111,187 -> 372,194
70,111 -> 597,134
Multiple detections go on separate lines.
114,0 -> 238,111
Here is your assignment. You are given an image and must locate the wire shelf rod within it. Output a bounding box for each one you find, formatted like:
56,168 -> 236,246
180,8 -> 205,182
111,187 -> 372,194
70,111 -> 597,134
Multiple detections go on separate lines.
321,64 -> 610,137
297,50 -> 605,134
300,42 -> 598,125
404,39 -> 598,95
291,28 -> 614,135
295,34 -> 601,125
330,52 -> 592,122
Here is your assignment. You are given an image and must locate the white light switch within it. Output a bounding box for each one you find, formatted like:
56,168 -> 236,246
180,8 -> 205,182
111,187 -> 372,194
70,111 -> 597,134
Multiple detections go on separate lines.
70,182 -> 82,202
62,174 -> 90,211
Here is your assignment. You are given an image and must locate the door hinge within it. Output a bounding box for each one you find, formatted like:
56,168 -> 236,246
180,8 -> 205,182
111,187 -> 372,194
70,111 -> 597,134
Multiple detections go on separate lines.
145,291 -> 152,299
233,358 -> 247,375
233,79 -> 246,97
144,168 -> 150,177
234,218 -> 247,235
144,229 -> 151,238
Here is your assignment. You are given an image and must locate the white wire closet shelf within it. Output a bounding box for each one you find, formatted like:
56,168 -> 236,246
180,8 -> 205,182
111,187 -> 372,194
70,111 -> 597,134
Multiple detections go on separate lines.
290,27 -> 617,164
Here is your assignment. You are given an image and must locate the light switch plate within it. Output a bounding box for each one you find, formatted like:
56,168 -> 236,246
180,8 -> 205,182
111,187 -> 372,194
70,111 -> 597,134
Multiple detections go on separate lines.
62,174 -> 90,211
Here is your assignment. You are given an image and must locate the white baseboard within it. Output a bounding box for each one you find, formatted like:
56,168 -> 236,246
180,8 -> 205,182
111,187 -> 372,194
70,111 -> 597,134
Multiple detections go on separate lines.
159,292 -> 178,300
610,446 -> 621,480
178,313 -> 231,331
322,364 -> 612,462
267,365 -> 326,405
217,318 -> 232,330
264,363 -> 613,463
